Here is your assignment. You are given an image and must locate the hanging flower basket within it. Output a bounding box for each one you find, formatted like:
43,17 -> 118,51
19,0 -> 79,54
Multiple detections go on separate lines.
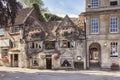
53,54 -> 59,60
111,63 -> 119,70
29,30 -> 40,36
0,56 -> 9,62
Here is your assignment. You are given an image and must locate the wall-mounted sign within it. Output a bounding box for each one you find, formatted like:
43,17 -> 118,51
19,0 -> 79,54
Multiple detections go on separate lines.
0,39 -> 10,47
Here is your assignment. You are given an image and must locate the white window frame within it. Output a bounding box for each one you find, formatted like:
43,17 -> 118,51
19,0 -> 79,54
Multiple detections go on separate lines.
9,26 -> 20,34
0,28 -> 4,35
91,0 -> 99,8
90,18 -> 99,34
111,42 -> 118,57
110,16 -> 119,33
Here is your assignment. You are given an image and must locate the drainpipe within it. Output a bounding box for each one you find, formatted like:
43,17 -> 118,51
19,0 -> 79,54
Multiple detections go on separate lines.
84,17 -> 87,70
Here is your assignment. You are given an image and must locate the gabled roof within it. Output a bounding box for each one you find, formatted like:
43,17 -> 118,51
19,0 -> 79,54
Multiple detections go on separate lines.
9,8 -> 33,26
43,21 -> 61,40
56,15 -> 80,32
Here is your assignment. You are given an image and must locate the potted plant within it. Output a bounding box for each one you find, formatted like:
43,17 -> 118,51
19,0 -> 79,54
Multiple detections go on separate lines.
111,63 -> 119,70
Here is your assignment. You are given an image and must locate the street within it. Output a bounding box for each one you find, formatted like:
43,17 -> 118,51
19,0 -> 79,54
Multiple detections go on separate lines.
0,67 -> 120,80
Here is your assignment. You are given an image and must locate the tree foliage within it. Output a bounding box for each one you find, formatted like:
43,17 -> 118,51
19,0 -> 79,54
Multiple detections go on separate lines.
0,0 -> 18,26
33,3 -> 47,22
19,0 -> 46,11
19,0 -> 62,22
45,13 -> 63,21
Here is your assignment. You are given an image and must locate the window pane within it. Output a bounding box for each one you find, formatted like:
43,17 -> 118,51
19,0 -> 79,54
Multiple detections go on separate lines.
0,28 -> 4,35
110,17 -> 118,33
110,1 -> 118,6
111,42 -> 118,57
91,18 -> 99,34
91,0 -> 99,8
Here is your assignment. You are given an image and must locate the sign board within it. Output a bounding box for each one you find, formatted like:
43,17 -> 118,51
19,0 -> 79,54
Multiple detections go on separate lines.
0,39 -> 10,47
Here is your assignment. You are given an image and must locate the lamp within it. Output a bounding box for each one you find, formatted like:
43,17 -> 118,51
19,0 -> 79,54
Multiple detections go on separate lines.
104,42 -> 107,47
77,56 -> 82,61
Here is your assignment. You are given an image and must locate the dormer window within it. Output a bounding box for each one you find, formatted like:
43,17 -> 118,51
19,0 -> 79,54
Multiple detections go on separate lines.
9,26 -> 20,34
110,0 -> 118,6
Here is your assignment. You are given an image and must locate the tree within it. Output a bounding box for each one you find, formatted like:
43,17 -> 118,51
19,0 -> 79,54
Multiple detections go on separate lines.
19,0 -> 62,22
19,0 -> 46,11
45,13 -> 63,21
33,3 -> 47,22
0,0 -> 18,26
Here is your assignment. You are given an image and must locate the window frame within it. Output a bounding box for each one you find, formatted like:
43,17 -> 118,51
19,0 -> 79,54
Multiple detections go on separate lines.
91,0 -> 99,8
90,18 -> 99,34
110,42 -> 118,57
109,16 -> 119,33
110,0 -> 118,6
60,41 -> 75,48
0,28 -> 4,35
44,41 -> 56,50
9,26 -> 20,34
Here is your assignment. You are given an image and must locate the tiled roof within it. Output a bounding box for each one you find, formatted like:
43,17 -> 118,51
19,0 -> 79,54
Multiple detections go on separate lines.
9,8 -> 33,26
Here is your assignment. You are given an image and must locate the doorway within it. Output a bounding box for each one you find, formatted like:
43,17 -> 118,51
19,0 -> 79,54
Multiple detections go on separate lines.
46,55 -> 52,69
10,54 -> 19,67
89,43 -> 101,69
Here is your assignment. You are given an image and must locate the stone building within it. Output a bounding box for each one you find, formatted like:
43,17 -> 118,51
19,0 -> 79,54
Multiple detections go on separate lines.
26,15 -> 86,69
85,0 -> 120,69
0,8 -> 86,70
0,8 -> 44,68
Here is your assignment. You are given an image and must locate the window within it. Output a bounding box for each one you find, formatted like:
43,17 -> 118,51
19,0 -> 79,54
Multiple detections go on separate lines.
0,28 -> 4,35
9,26 -> 19,34
61,58 -> 72,67
45,41 -> 55,50
111,42 -> 118,57
110,0 -> 118,6
91,0 -> 99,8
32,58 -> 39,66
60,41 -> 75,48
29,42 -> 42,49
90,18 -> 99,34
110,17 -> 118,33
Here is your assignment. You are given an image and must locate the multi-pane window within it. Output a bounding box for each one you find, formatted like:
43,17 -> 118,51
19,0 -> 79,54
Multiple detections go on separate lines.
110,17 -> 118,33
61,58 -> 72,67
29,42 -> 41,49
45,41 -> 55,50
9,26 -> 20,34
91,0 -> 99,8
110,0 -> 118,6
111,42 -> 118,57
60,41 -> 75,48
0,28 -> 4,35
90,18 -> 99,34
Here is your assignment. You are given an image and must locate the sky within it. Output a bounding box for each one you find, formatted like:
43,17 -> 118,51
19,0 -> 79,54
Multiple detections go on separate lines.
43,0 -> 85,18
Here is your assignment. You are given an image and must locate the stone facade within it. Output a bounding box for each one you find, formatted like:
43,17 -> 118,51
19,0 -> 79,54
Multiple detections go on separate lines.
26,15 -> 86,70
0,8 -> 86,70
85,0 -> 120,69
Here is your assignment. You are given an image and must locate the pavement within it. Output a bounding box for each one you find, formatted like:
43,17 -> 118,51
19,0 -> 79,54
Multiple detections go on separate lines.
0,66 -> 120,80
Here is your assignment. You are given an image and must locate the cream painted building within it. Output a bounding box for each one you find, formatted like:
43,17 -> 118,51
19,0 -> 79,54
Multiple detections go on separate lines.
85,0 -> 120,69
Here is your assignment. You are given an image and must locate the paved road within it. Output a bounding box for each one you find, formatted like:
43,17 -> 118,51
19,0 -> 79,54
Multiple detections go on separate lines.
0,67 -> 120,80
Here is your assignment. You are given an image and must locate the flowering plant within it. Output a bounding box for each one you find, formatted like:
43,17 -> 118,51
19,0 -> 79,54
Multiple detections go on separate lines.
0,56 -> 9,62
